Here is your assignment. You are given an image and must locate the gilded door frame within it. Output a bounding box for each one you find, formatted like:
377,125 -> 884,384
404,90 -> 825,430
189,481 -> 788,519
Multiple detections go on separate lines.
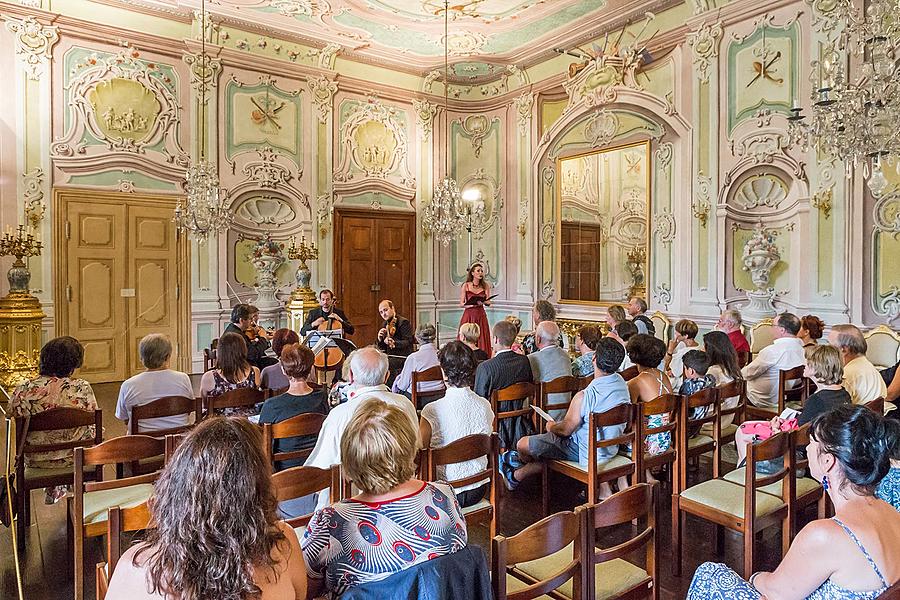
53,188 -> 191,376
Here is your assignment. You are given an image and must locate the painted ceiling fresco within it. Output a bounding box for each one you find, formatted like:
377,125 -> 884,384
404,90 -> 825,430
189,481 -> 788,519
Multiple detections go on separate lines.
119,0 -> 656,81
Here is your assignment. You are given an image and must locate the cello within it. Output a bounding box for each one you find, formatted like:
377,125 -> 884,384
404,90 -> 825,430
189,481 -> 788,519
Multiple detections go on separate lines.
313,309 -> 345,372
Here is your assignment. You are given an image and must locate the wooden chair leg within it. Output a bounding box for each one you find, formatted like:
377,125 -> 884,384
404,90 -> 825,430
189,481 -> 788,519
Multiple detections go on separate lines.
671,496 -> 682,577
541,464 -> 550,517
781,514 -> 791,559
715,524 -> 725,556
16,487 -> 27,551
742,524 -> 754,580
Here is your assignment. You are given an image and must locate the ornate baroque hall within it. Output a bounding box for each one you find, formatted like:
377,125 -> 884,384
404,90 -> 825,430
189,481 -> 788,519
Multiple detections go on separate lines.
2,0 -> 900,599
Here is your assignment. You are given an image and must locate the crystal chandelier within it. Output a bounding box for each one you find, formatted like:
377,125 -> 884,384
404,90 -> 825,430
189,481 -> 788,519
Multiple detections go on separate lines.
421,0 -> 466,246
174,0 -> 233,239
787,0 -> 900,198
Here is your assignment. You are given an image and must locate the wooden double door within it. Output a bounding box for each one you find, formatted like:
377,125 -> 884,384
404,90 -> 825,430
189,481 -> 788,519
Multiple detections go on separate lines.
54,190 -> 190,383
334,209 -> 416,346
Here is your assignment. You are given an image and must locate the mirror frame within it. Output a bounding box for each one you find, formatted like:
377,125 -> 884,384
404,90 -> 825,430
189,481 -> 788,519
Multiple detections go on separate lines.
556,139 -> 652,307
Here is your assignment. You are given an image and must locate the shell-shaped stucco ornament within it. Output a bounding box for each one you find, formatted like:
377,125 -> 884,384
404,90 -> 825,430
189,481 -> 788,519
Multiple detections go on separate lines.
733,174 -> 788,210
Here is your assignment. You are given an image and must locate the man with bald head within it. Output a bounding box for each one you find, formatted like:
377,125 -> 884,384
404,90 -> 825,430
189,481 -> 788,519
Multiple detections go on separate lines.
375,299 -> 415,384
304,346 -> 418,509
528,321 -> 574,419
828,324 -> 887,406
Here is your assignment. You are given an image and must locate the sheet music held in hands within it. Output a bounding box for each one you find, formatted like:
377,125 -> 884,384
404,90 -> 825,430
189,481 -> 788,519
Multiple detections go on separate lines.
464,293 -> 498,307
532,405 -> 554,422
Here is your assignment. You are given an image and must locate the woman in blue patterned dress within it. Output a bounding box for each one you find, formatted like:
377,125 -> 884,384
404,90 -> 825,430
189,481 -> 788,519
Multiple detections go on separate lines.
878,418 -> 900,510
302,399 -> 469,598
688,404 -> 900,599
626,334 -> 672,484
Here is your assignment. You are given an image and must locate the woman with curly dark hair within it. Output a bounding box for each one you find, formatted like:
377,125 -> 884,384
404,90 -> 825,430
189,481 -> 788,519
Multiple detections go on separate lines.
626,334 -> 673,484
106,417 -> 307,599
799,314 -> 826,348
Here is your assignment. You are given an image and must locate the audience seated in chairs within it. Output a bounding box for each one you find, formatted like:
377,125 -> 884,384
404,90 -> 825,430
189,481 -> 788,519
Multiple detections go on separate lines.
717,308 -> 751,353
259,328 -> 300,392
800,314 -> 826,348
115,333 -> 194,434
459,322 -> 489,362
521,300 -> 559,355
627,334 -> 674,485
608,320 -> 639,372
258,343 -> 328,472
419,340 -> 493,508
500,337 -> 629,498
392,323 -> 442,400
571,324 -> 601,377
679,350 -> 718,438
10,336 -> 98,505
503,315 -> 525,354
528,321 -> 574,419
301,399 -> 469,598
735,344 -> 850,467
304,346 -> 418,509
199,331 -> 262,417
879,419 -> 900,510
688,404 -> 900,598
106,417 -> 307,599
666,319 -> 701,389
605,304 -> 626,331
702,331 -> 745,434
829,323 -> 888,406
741,312 -> 806,411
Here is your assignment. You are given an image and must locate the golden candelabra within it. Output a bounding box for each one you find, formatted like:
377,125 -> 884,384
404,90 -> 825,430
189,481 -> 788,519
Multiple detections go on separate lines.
0,225 -> 45,395
285,235 -> 320,332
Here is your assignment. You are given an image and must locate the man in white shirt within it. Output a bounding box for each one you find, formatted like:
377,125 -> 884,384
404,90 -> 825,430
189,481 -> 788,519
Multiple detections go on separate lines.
305,346 -> 418,508
741,313 -> 806,409
115,334 -> 195,433
828,324 -> 887,407
528,321 -> 574,419
391,323 -> 443,401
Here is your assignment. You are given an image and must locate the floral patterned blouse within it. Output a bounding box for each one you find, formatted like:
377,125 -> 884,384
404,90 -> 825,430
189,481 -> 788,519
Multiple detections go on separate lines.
11,376 -> 98,468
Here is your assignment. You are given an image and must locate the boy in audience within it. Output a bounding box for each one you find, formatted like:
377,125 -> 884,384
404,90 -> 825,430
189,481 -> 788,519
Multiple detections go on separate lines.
679,349 -> 716,437
499,338 -> 629,499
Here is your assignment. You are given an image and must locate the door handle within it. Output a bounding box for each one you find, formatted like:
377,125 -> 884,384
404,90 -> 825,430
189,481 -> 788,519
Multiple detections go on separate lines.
66,285 -> 72,302
370,284 -> 381,292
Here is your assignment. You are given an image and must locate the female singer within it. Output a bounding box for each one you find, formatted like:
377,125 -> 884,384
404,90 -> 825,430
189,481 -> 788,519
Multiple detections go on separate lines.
458,263 -> 492,358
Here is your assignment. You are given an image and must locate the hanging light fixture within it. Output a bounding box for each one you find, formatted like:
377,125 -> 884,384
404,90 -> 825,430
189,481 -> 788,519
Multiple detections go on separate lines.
787,0 -> 900,198
174,0 -> 233,240
421,0 -> 468,246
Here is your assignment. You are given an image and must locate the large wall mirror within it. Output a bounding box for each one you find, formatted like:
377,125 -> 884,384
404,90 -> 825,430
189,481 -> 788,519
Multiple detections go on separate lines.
558,140 -> 651,304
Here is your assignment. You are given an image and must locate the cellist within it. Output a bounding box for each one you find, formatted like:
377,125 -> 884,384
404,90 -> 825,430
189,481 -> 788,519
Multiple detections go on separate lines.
301,289 -> 355,336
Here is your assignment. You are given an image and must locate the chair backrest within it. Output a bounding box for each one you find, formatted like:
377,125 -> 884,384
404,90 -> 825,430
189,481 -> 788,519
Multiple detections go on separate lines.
205,387 -> 265,416
750,318 -> 777,354
587,483 -> 658,599
620,365 -> 639,381
538,375 -> 581,414
266,386 -> 289,398
203,338 -> 219,372
262,412 -> 327,467
129,396 -> 201,436
96,563 -> 109,600
778,366 -> 809,412
878,578 -> 900,599
650,311 -> 669,345
271,464 -> 342,528
164,433 -> 185,462
17,407 -> 103,457
636,394 -> 680,482
677,387 -> 720,488
411,365 -> 447,409
736,351 -> 752,369
745,430 -> 793,507
490,382 -> 536,438
792,425 -> 813,476
576,375 -> 593,391
864,325 -> 900,369
716,378 -> 747,427
106,501 -> 152,577
863,396 -> 885,416
492,506 -> 588,600
588,403 -> 638,483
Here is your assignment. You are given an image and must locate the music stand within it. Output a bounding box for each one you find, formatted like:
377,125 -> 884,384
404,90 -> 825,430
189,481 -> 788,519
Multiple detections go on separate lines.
303,331 -> 356,393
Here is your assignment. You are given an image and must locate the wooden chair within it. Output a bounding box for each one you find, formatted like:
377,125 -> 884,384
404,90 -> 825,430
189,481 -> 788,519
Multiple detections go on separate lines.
715,379 -> 747,448
70,435 -> 165,600
672,431 -> 793,579
543,403 -> 638,516
411,365 -> 447,410
864,324 -> 900,369
262,412 -> 327,469
14,407 -> 103,551
736,351 -> 752,369
635,394 -> 680,491
128,396 -> 201,436
621,365 -> 639,381
576,375 -> 593,391
879,579 -> 900,599
96,563 -> 109,600
203,338 -> 218,372
863,396 -> 885,415
266,386 -> 289,398
650,311 -> 670,345
538,375 -> 582,418
749,318 -> 776,354
490,382 -> 536,451
677,387 -> 721,489
164,433 -> 185,462
425,433 -> 499,539
204,387 -> 265,417
746,365 -> 808,420
106,501 -> 153,578
271,464 -> 342,530
492,506 -> 589,600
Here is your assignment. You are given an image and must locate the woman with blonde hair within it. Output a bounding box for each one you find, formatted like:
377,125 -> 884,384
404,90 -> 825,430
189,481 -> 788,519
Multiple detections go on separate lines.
459,322 -> 489,361
302,399 -> 468,597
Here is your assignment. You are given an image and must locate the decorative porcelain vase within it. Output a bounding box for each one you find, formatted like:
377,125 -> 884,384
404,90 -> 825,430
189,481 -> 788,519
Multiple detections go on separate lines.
741,223 -> 781,319
250,233 -> 285,310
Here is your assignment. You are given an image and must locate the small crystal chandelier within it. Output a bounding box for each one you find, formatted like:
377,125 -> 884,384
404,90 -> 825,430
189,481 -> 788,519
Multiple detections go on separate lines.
421,0 -> 466,246
787,0 -> 900,198
174,0 -> 233,240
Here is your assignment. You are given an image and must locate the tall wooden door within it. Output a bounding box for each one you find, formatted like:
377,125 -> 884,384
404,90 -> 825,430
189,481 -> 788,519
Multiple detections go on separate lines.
55,190 -> 189,383
334,209 -> 416,346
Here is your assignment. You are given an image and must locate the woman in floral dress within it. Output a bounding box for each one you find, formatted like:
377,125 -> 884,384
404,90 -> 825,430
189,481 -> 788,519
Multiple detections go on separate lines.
626,334 -> 672,484
199,332 -> 262,417
11,336 -> 98,504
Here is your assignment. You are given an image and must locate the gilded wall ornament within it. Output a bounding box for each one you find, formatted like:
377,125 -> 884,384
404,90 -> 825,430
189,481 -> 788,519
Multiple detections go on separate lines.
689,20 -> 723,83
22,168 -> 45,228
811,186 -> 833,219
693,172 -> 713,228
513,93 -> 534,136
5,16 -> 59,81
517,197 -> 529,238
412,99 -> 437,141
308,75 -> 338,123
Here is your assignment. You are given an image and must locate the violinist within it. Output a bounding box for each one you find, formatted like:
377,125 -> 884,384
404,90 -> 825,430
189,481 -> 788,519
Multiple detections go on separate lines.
223,303 -> 277,369
301,289 -> 355,336
376,300 -> 414,357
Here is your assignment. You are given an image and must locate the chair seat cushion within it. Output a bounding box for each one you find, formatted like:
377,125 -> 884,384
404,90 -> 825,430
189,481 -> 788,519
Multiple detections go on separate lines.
82,484 -> 155,525
462,498 -> 492,516
723,468 -> 822,498
505,574 -> 555,599
25,465 -> 76,481
679,479 -> 786,519
555,454 -> 632,475
515,543 -> 650,600
688,434 -> 714,450
720,424 -> 738,439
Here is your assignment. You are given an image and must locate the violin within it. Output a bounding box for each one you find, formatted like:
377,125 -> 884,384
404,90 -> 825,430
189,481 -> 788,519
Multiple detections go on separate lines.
245,325 -> 273,342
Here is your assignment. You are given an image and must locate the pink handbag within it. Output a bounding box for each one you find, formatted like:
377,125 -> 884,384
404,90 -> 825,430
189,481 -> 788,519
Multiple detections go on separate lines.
739,418 -> 798,440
